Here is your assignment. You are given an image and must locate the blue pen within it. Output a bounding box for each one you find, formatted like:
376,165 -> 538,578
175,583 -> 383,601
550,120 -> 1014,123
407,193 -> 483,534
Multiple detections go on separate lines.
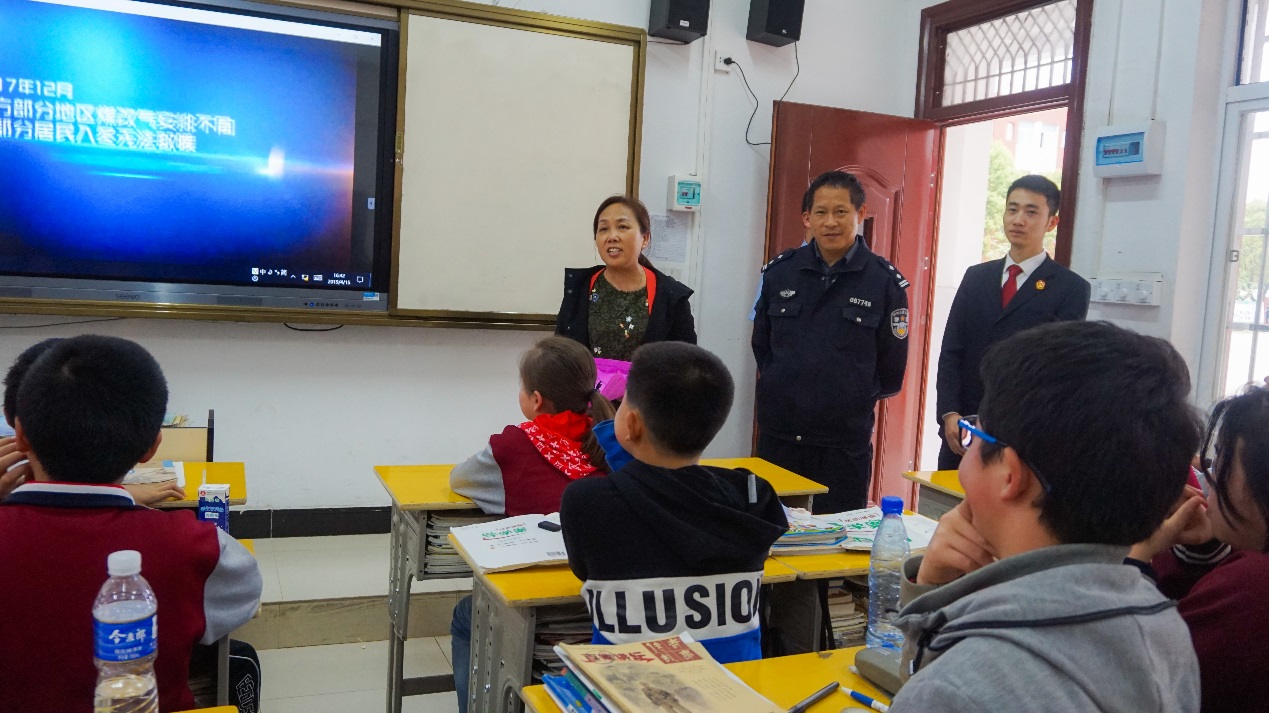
840,687 -> 889,712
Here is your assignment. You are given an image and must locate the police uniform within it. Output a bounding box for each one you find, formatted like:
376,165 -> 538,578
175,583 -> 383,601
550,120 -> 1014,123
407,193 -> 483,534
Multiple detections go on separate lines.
751,239 -> 910,513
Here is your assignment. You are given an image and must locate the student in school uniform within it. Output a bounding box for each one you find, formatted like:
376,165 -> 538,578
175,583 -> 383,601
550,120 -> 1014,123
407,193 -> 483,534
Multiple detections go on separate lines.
449,335 -> 614,713
556,195 -> 696,360
0,335 -> 262,713
1,337 -> 185,505
560,342 -> 788,663
890,322 -> 1199,712
1127,386 -> 1269,713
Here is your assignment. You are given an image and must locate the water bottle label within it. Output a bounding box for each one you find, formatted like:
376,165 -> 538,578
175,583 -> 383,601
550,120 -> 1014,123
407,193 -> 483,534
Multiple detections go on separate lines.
94,614 -> 157,661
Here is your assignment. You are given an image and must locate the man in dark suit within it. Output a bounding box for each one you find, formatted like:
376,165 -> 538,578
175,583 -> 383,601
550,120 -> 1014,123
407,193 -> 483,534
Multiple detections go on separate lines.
935,175 -> 1090,470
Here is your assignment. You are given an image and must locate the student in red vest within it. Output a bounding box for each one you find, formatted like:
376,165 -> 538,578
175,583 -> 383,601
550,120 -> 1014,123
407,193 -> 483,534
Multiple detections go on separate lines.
0,335 -> 261,712
449,335 -> 614,713
1129,386 -> 1269,713
1,337 -> 186,506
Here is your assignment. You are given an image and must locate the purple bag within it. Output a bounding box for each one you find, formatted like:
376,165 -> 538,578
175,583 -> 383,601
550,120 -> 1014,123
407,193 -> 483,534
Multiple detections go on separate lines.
594,358 -> 631,401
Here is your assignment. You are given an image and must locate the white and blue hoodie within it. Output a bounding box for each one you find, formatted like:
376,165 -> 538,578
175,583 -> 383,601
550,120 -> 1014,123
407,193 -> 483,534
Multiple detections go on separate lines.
559,459 -> 788,663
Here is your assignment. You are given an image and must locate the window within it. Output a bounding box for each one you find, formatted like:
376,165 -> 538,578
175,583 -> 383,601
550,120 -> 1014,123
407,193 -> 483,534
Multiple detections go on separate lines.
942,1 -> 1077,106
1242,0 -> 1269,84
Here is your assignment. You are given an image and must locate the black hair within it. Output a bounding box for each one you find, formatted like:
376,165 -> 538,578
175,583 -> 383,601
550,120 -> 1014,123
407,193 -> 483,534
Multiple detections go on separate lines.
624,342 -> 734,457
977,321 -> 1200,546
801,171 -> 865,214
15,335 -> 168,485
1201,387 -> 1269,550
3,338 -> 62,426
1007,174 -> 1061,217
520,336 -> 615,473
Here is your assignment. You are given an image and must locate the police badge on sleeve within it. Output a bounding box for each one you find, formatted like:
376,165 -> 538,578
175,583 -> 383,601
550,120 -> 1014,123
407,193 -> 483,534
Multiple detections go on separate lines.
891,308 -> 910,339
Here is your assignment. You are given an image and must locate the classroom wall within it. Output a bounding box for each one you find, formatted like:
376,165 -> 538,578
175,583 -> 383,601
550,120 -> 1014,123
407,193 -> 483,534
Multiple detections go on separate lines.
0,0 -> 925,510
1068,0 -> 1231,390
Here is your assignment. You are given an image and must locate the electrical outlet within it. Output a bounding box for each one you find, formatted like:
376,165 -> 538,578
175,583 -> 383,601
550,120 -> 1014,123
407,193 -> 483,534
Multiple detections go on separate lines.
714,51 -> 731,73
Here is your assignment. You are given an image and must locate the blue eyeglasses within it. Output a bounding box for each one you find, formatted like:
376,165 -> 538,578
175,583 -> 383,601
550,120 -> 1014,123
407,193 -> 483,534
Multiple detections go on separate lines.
958,416 -> 1053,494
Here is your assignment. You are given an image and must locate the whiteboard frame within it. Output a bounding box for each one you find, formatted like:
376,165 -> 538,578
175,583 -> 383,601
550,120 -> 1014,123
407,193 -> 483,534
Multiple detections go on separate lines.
388,0 -> 646,324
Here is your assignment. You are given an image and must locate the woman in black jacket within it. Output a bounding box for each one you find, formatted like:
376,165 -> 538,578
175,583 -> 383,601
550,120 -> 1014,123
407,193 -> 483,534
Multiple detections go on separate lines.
556,196 -> 696,358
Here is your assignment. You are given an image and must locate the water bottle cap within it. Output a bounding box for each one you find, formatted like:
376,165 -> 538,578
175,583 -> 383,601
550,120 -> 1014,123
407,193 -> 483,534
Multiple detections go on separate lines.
107,550 -> 142,577
880,496 -> 904,515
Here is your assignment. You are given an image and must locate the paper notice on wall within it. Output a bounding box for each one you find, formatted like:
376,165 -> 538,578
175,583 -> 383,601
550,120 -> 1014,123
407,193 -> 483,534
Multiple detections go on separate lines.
649,213 -> 690,263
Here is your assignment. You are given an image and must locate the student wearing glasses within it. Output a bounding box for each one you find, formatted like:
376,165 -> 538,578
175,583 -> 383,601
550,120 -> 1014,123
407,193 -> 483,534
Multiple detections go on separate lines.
1127,386 -> 1269,713
888,321 -> 1199,713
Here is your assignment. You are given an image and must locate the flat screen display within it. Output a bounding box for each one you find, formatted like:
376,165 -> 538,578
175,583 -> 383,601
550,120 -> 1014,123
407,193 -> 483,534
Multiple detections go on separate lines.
0,0 -> 398,309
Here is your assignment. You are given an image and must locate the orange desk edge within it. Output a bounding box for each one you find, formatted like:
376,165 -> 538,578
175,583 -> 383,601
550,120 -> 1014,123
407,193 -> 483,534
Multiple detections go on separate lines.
154,462 -> 247,509
902,469 -> 965,498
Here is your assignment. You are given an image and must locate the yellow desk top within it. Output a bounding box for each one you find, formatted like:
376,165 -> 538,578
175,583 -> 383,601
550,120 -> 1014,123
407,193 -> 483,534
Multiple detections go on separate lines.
175,708 -> 236,713
699,458 -> 828,496
522,647 -> 888,713
774,551 -> 872,580
373,465 -> 477,511
902,469 -> 965,498
454,533 -> 800,607
153,462 -> 247,509
375,458 -> 827,511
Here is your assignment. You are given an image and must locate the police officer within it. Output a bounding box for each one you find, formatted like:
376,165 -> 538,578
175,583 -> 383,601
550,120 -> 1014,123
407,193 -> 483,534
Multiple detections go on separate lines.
752,171 -> 909,513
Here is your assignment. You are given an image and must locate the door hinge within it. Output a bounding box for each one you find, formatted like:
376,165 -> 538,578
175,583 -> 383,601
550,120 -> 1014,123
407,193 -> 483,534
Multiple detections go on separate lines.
1230,249 -> 1241,263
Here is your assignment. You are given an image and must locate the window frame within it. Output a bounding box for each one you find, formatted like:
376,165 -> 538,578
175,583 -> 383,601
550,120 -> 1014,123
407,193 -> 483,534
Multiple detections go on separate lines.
915,0 -> 1094,266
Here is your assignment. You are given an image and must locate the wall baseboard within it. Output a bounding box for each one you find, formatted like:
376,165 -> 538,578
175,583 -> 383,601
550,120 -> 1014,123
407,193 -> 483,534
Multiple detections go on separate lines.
230,506 -> 390,539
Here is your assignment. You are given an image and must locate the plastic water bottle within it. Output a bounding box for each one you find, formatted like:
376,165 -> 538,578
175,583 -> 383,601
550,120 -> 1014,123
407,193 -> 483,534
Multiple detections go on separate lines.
866,496 -> 909,650
93,550 -> 159,713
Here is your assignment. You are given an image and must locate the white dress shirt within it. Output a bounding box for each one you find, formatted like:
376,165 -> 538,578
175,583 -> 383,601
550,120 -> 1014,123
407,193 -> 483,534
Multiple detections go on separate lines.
1002,251 -> 1049,289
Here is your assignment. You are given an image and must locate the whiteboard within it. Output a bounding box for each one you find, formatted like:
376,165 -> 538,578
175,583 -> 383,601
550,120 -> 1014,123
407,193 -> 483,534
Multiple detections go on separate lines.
394,11 -> 641,318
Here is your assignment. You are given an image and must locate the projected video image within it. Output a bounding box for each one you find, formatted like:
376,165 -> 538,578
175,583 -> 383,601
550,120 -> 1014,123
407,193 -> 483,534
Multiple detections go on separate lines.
0,0 -> 388,290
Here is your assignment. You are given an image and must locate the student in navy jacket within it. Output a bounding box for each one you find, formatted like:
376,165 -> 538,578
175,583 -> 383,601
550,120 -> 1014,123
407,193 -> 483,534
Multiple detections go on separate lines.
556,196 -> 696,359
935,175 -> 1090,470
561,342 -> 788,663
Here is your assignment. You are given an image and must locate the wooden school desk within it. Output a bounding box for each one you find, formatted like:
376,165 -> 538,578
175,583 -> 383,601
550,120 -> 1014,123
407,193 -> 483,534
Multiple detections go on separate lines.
768,551 -> 872,653
521,647 -> 889,713
902,470 -> 964,519
152,462 -> 248,509
454,534 -> 804,713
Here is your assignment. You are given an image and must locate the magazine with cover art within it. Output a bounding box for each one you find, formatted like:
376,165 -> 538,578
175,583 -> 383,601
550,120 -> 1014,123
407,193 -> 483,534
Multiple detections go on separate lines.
554,635 -> 781,713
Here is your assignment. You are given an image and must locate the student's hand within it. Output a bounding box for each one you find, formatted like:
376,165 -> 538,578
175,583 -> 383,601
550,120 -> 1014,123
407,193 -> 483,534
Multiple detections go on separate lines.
0,436 -> 32,501
916,501 -> 996,586
943,414 -> 966,456
1128,486 -> 1211,562
125,482 -> 186,507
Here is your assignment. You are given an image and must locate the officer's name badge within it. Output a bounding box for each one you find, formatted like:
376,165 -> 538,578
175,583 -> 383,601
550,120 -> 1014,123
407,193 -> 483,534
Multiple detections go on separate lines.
779,289 -> 796,298
1035,280 -> 1046,291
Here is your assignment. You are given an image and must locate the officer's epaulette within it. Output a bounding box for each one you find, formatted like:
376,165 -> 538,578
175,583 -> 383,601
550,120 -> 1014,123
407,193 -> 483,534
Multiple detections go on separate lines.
877,256 -> 911,289
761,248 -> 798,273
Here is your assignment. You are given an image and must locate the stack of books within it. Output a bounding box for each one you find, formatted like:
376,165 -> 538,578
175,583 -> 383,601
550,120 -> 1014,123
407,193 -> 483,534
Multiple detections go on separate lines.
424,512 -> 500,576
826,579 -> 868,648
542,634 -> 782,713
533,605 -> 593,681
771,507 -> 939,556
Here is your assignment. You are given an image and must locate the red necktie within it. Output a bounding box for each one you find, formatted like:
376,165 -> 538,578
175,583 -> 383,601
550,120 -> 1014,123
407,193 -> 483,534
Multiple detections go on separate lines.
1002,264 -> 1023,307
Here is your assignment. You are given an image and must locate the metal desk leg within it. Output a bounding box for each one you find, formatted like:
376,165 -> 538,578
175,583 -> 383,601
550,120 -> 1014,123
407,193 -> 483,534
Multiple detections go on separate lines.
766,578 -> 823,655
469,577 -> 536,713
216,635 -> 230,705
387,506 -> 422,713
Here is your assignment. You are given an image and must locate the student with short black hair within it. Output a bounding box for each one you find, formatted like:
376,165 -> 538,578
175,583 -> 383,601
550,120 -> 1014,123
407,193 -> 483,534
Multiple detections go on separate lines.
891,321 -> 1200,712
0,335 -> 262,713
0,338 -> 185,505
1129,386 -> 1269,713
560,342 -> 788,663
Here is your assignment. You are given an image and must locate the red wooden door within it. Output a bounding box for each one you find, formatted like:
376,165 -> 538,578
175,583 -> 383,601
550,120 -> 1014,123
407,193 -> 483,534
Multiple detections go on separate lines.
762,101 -> 941,506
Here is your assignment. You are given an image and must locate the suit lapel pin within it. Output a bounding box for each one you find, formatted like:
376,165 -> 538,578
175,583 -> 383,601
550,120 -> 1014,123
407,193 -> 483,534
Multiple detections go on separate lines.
1035,280 -> 1046,291
780,289 -> 796,298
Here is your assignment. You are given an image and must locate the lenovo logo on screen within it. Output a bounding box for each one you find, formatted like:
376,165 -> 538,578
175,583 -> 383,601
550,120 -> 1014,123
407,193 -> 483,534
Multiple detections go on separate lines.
114,293 -> 143,301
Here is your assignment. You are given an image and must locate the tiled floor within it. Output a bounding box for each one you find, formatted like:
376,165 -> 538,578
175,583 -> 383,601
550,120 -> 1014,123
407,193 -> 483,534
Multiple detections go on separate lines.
260,637 -> 459,713
252,534 -> 471,602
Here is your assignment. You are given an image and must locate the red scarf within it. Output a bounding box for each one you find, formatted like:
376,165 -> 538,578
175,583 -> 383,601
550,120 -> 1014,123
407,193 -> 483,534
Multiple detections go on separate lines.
516,411 -> 598,480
